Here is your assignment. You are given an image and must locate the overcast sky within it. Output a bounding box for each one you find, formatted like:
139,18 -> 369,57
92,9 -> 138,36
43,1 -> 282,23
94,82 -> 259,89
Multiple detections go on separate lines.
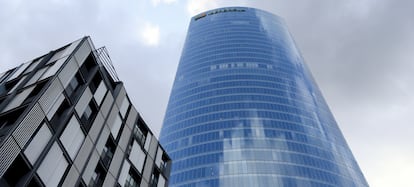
1,0 -> 413,186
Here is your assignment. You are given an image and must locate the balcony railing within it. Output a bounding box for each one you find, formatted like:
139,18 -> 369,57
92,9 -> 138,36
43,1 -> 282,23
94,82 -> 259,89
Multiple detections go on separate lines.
94,47 -> 120,82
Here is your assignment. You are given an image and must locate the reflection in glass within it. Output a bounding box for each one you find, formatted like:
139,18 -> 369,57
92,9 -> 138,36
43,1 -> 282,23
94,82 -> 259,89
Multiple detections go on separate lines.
160,7 -> 368,187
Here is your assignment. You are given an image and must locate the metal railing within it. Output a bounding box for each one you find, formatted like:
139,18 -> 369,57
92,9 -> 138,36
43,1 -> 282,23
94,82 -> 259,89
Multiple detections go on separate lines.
94,47 -> 120,82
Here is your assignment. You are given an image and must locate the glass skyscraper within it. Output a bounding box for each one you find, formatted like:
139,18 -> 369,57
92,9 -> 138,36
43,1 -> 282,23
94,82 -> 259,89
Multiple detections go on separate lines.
160,7 -> 368,187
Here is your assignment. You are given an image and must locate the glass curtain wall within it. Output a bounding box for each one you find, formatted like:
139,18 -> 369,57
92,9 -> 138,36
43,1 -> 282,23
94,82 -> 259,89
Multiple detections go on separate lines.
160,7 -> 368,187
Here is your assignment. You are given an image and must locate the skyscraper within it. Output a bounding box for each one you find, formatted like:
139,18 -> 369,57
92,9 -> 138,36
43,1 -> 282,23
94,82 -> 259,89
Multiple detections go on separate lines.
0,37 -> 171,187
160,7 -> 368,187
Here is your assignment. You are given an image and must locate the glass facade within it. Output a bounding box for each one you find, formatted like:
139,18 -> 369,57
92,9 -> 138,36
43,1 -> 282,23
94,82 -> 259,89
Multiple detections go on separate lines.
160,7 -> 368,187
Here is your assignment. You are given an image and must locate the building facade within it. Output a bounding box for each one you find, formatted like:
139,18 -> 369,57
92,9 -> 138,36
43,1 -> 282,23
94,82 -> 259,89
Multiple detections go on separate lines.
0,37 -> 171,187
160,7 -> 368,186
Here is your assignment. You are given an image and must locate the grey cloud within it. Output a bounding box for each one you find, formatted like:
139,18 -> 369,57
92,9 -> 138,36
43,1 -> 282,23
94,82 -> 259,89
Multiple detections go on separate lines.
0,0 -> 187,137
1,0 -> 413,186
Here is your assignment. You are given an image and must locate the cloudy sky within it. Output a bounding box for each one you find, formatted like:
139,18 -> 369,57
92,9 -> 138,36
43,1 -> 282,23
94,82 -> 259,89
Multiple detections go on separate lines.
1,0 -> 413,186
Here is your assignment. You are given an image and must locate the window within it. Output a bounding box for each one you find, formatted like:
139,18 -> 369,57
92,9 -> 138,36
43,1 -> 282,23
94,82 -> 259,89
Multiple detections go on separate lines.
40,58 -> 65,80
27,175 -> 43,187
7,75 -> 26,94
119,97 -> 130,118
66,73 -> 84,101
47,46 -> 68,64
89,72 -> 102,94
155,147 -> 163,168
158,175 -> 166,187
133,120 -> 148,147
7,62 -> 31,81
3,78 -> 20,94
118,161 -> 131,186
83,105 -> 92,121
80,100 -> 98,131
155,147 -> 170,174
80,54 -> 98,82
93,81 -> 107,106
88,162 -> 106,187
24,67 -> 47,86
0,154 -> 31,186
101,137 -> 116,169
125,168 -> 141,187
24,123 -> 52,164
150,169 -> 160,187
0,69 -> 12,84
129,140 -> 146,172
160,153 -> 170,174
2,86 -> 34,113
77,179 -> 87,187
0,85 -> 6,96
23,80 -> 48,105
0,97 -> 5,109
0,107 -> 27,142
50,99 -> 71,131
111,114 -> 123,139
60,116 -> 85,160
37,142 -> 69,187
23,58 -> 42,75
